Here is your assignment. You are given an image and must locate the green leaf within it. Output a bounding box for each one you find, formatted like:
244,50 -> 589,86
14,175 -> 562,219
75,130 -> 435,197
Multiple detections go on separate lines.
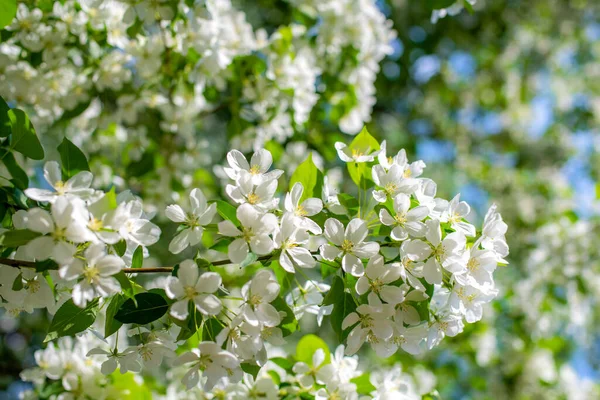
57,137 -> 90,179
8,109 -> 44,160
331,292 -> 357,342
272,296 -> 298,337
114,292 -> 169,325
202,317 -> 224,341
0,229 -> 41,247
289,153 -> 324,202
270,357 -> 294,370
322,276 -> 344,306
1,149 -> 29,190
113,240 -> 127,257
113,271 -> 141,305
346,127 -> 379,187
105,294 -> 125,338
240,252 -> 258,268
44,299 -> 99,342
296,334 -> 330,365
350,374 -> 376,395
131,246 -> 143,268
0,95 -> 11,137
0,0 -> 17,31
209,237 -> 234,253
241,363 -> 261,378
34,259 -> 59,272
11,273 -> 23,291
215,200 -> 239,226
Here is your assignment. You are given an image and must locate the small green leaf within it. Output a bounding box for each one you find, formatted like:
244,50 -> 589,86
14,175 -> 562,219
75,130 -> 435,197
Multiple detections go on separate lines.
0,229 -> 41,247
296,334 -> 330,365
241,363 -> 261,378
44,299 -> 99,342
35,259 -> 59,272
350,374 -> 376,395
331,292 -> 357,342
131,246 -> 143,268
240,252 -> 258,268
0,0 -> 17,31
272,296 -> 298,337
1,150 -> 29,190
113,271 -> 140,305
9,109 -> 44,160
289,153 -> 324,202
114,292 -> 169,325
11,273 -> 23,291
322,276 -> 344,306
57,137 -> 90,179
0,95 -> 11,137
113,240 -> 127,257
215,200 -> 239,226
270,357 -> 294,370
105,294 -> 125,338
346,127 -> 379,187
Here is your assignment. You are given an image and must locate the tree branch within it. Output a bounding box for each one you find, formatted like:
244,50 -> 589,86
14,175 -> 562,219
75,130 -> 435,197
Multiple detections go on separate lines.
0,254 -> 280,274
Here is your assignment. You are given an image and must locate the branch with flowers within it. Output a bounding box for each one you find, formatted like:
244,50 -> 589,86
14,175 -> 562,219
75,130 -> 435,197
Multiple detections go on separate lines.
0,100 -> 507,397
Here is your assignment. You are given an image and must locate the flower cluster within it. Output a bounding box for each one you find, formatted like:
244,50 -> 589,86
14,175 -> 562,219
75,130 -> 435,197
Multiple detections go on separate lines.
0,0 -> 396,209
1,131 -> 507,393
20,332 -> 432,400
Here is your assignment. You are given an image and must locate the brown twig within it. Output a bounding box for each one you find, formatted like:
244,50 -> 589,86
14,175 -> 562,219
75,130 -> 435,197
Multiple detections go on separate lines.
0,254 -> 278,274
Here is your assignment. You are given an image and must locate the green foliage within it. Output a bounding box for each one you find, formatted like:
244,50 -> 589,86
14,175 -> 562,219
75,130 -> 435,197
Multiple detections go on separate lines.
45,299 -> 99,342
0,150 -> 28,189
350,374 -> 376,394
215,200 -> 240,226
272,296 -> 298,336
0,229 -> 41,247
347,127 -> 379,187
0,96 -> 11,137
330,291 -> 357,342
0,0 -> 16,29
8,109 -> 44,160
131,246 -> 143,268
289,153 -> 324,202
57,137 -> 90,179
426,0 -> 456,10
105,294 -> 125,338
296,334 -> 331,365
114,292 -> 169,325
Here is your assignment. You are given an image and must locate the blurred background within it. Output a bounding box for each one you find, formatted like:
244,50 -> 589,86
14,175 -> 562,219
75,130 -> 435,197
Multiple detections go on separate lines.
1,0 -> 600,398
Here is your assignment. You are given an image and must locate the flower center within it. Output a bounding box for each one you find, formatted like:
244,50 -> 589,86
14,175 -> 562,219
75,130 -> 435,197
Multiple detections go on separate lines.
359,314 -> 373,329
341,239 -> 354,253
467,258 -> 479,272
403,169 -> 412,178
140,346 -> 154,361
25,279 -> 40,294
394,213 -> 407,225
242,227 -> 254,242
249,294 -> 262,306
83,266 -> 100,283
433,245 -> 446,259
247,193 -> 260,205
249,165 -> 261,174
384,182 -> 398,194
184,286 -> 198,299
351,148 -> 363,159
54,181 -> 66,195
52,226 -> 67,241
295,205 -> 307,217
370,278 -> 384,294
88,217 -> 103,231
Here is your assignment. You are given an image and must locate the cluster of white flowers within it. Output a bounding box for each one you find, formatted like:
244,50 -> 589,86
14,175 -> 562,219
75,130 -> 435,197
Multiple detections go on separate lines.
0,0 -> 396,208
1,134 -> 507,394
0,161 -> 160,313
20,331 -> 429,399
515,217 -> 600,342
